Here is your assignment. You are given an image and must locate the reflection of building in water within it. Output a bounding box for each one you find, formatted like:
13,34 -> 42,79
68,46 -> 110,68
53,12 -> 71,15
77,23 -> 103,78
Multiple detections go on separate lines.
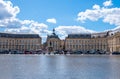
0,33 -> 42,51
46,29 -> 61,52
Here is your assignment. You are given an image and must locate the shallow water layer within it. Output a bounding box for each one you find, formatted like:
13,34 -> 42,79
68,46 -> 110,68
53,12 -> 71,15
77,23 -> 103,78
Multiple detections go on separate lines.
0,55 -> 120,79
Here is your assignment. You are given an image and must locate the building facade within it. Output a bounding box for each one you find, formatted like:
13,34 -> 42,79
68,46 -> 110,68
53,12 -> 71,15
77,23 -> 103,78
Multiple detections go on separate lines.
65,32 -> 113,53
2,30 -> 120,54
46,29 -> 61,52
45,29 -> 120,53
0,33 -> 41,51
108,32 -> 120,53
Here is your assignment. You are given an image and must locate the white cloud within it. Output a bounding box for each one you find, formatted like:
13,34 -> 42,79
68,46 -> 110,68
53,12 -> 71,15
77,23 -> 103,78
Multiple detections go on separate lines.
4,20 -> 48,34
77,9 -> 102,22
46,18 -> 57,24
103,12 -> 120,26
0,0 -> 49,36
29,22 -> 48,34
103,0 -> 112,7
0,18 -> 22,28
77,0 -> 120,28
0,0 -> 19,20
55,26 -> 96,39
93,4 -> 100,10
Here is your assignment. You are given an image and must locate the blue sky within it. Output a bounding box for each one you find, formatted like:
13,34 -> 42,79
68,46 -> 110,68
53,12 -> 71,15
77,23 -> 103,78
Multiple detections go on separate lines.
0,0 -> 120,42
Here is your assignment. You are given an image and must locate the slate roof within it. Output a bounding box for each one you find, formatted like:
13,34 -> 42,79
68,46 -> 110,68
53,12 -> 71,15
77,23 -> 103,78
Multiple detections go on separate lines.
47,33 -> 59,39
0,33 -> 40,38
67,34 -> 91,38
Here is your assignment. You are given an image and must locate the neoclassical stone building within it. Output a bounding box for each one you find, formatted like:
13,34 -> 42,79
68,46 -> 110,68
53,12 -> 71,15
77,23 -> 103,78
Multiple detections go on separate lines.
45,29 -> 120,53
1,29 -> 120,54
46,29 -> 62,52
0,33 -> 41,51
108,32 -> 120,53
65,31 -> 120,53
65,33 -> 107,52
